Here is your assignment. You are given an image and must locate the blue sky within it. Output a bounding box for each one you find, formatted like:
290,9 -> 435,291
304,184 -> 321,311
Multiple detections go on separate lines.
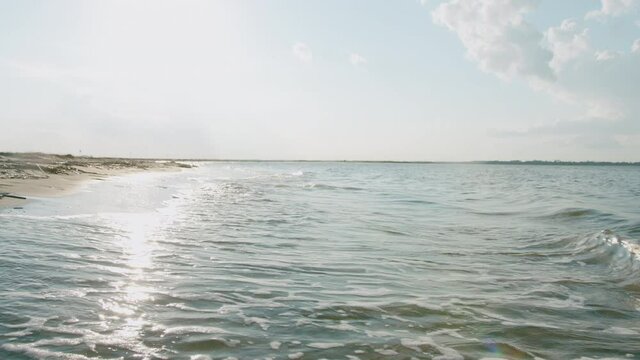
0,0 -> 639,161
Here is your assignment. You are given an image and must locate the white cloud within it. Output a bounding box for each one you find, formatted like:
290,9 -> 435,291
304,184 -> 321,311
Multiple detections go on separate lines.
432,0 -> 554,81
292,42 -> 313,63
586,0 -> 638,20
349,53 -> 367,67
433,0 -> 640,130
632,38 -> 640,52
595,50 -> 619,61
545,19 -> 590,72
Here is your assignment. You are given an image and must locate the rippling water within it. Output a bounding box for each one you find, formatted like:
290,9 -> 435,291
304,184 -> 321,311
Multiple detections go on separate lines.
1,162 -> 640,360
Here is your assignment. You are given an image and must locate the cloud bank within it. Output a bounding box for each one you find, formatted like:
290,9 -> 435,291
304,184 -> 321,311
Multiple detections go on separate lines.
586,0 -> 637,20
432,0 -> 554,81
432,0 -> 640,151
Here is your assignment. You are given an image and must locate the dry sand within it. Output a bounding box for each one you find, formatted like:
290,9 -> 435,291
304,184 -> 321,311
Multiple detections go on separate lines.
0,152 -> 193,207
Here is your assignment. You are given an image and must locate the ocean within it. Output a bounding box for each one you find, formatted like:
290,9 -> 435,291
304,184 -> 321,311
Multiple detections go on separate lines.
1,162 -> 639,359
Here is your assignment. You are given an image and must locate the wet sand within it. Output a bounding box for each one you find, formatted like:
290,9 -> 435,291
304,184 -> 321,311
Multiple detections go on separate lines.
0,152 -> 193,207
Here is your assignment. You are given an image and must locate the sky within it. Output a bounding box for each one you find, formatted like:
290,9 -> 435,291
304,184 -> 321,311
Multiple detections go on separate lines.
0,0 -> 639,161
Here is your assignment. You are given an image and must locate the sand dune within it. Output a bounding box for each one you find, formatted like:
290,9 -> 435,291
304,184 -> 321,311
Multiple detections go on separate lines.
0,152 -> 193,207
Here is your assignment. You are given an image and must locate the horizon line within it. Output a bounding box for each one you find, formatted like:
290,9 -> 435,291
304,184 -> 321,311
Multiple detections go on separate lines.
2,152 -> 640,165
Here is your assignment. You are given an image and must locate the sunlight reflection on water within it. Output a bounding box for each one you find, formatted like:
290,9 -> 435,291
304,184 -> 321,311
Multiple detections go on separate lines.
99,207 -> 180,357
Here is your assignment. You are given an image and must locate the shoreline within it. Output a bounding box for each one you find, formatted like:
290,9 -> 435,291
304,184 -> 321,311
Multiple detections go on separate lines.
0,152 -> 194,208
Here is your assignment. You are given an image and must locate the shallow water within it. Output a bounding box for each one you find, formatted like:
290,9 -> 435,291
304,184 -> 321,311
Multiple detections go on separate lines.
1,162 -> 639,360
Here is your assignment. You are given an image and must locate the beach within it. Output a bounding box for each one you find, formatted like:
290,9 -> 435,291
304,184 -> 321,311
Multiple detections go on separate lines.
0,152 -> 192,207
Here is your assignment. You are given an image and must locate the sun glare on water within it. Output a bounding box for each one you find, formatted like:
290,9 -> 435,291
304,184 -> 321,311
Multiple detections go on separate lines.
94,208 -> 176,355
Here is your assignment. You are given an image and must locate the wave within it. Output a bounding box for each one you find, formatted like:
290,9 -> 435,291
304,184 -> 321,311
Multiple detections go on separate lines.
302,183 -> 364,191
535,230 -> 640,283
572,230 -> 640,265
536,207 -> 620,223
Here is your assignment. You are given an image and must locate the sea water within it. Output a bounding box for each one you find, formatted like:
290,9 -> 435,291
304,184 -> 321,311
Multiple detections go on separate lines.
1,162 -> 639,359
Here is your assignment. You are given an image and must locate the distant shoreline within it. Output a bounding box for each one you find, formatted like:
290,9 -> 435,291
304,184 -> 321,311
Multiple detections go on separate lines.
2,152 -> 639,166
201,160 -> 640,166
0,152 -> 194,208
469,160 -> 640,166
2,152 -> 639,208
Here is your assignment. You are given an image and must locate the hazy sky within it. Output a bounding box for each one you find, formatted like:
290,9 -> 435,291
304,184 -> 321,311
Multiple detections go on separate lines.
1,0 -> 639,161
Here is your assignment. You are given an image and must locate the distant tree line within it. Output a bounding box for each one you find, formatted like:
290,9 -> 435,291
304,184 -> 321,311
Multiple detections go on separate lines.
476,160 -> 640,166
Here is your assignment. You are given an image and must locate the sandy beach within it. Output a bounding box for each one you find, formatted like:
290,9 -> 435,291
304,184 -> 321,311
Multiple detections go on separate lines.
0,152 -> 193,207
